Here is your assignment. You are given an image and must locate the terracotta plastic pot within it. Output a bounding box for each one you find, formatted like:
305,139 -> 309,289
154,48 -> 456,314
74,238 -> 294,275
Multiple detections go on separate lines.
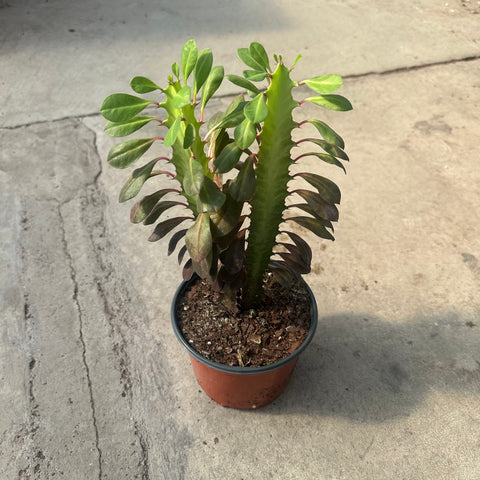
171,277 -> 318,409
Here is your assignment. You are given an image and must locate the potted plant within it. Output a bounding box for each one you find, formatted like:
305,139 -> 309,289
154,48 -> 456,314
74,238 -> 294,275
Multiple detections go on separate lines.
100,40 -> 352,409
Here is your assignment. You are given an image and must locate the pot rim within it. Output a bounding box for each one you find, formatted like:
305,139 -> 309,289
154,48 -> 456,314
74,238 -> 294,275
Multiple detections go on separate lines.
171,276 -> 318,375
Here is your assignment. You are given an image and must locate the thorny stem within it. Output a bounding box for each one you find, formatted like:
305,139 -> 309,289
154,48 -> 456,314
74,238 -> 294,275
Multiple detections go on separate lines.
151,170 -> 175,178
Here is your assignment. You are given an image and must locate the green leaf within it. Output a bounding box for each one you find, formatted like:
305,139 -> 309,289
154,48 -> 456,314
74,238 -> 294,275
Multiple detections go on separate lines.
207,101 -> 246,133
243,70 -> 267,82
244,93 -> 268,124
213,142 -> 242,174
104,116 -> 156,137
303,74 -> 343,94
181,39 -> 198,84
234,118 -> 256,150
289,216 -> 335,240
308,120 -> 345,148
148,216 -> 192,242
143,200 -> 184,225
306,138 -> 349,160
249,42 -> 270,71
290,54 -> 302,70
183,123 -> 195,149
107,138 -> 155,169
185,213 -> 213,279
201,65 -> 224,112
305,94 -> 353,111
171,85 -> 191,108
198,177 -> 226,212
193,49 -> 213,97
183,157 -> 204,196
238,47 -> 265,71
164,116 -> 182,147
305,152 -> 346,173
118,159 -> 158,202
229,155 -> 256,202
172,62 -> 180,79
100,94 -> 154,122
225,74 -> 261,95
210,194 -> 243,238
130,76 -> 161,94
295,172 -> 341,204
291,203 -> 334,230
130,189 -> 178,223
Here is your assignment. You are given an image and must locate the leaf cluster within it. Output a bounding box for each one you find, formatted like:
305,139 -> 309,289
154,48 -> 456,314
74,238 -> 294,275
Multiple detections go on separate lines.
100,40 -> 352,311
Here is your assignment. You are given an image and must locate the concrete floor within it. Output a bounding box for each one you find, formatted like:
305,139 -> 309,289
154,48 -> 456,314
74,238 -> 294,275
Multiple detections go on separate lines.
1,1 -> 480,479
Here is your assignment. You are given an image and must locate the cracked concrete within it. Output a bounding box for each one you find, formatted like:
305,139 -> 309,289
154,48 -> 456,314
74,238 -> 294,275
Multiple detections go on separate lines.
1,1 -> 480,479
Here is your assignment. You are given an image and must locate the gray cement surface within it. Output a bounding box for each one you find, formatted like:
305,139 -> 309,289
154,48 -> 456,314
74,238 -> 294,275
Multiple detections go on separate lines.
1,1 -> 480,479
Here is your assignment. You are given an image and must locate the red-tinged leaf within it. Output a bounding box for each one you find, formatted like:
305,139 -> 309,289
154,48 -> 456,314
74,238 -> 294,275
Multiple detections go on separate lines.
295,172 -> 341,204
185,213 -> 213,279
303,152 -> 346,173
290,203 -> 335,230
210,194 -> 243,238
283,231 -> 313,265
168,228 -> 188,255
130,189 -> 178,223
182,258 -> 194,281
294,189 -> 339,221
268,261 -> 296,286
276,252 -> 310,274
219,236 -> 246,275
148,217 -> 191,242
289,216 -> 335,241
143,201 -> 185,225
278,240 -> 312,271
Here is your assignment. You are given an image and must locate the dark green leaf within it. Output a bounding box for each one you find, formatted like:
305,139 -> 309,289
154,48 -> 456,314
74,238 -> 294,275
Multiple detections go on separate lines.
303,74 -> 342,94
168,228 -> 188,255
289,216 -> 335,240
104,116 -> 156,137
302,152 -> 346,173
210,194 -> 243,238
143,200 -> 184,225
249,42 -> 270,71
164,116 -> 182,147
185,213 -> 213,278
229,155 -> 256,202
244,93 -> 268,124
130,189 -> 178,223
305,94 -> 353,111
294,188 -> 339,216
219,236 -> 245,275
238,47 -> 265,71
119,159 -> 158,202
211,129 -> 230,158
107,138 -> 155,169
183,157 -> 204,196
201,65 -> 224,112
171,85 -> 191,108
296,172 -> 341,204
198,177 -> 226,212
183,123 -> 195,149
100,94 -> 154,122
213,142 -> 242,174
207,101 -> 246,133
234,118 -> 256,150
194,49 -> 213,97
308,120 -> 345,148
225,74 -> 261,95
181,39 -> 198,84
148,216 -> 191,242
306,138 -> 349,160
130,76 -> 161,94
243,70 -> 267,82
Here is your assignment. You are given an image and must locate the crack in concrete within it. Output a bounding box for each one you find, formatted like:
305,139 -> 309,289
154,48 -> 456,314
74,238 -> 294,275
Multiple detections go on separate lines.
1,55 -> 479,131
134,422 -> 151,480
58,203 -> 103,480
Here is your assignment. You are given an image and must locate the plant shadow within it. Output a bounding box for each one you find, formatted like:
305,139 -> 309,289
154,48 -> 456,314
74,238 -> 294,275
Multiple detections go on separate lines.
267,311 -> 480,421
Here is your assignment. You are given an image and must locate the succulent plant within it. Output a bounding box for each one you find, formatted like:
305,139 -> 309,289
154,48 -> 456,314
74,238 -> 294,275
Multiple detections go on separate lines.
100,40 -> 352,311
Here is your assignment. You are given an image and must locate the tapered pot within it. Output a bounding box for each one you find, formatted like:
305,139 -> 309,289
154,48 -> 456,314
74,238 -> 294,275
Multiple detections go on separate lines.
171,277 -> 318,409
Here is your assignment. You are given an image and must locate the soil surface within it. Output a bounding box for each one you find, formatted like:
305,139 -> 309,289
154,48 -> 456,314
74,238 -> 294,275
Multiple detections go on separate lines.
176,275 -> 312,367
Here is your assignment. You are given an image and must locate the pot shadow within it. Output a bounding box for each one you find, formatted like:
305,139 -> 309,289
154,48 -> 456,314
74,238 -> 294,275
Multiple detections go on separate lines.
267,311 -> 480,421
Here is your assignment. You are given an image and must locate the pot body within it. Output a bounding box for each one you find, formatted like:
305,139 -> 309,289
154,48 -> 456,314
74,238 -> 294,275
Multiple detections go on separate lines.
171,277 -> 318,409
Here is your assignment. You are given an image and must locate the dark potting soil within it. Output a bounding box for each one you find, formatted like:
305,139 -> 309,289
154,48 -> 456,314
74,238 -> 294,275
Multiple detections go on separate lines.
176,275 -> 312,368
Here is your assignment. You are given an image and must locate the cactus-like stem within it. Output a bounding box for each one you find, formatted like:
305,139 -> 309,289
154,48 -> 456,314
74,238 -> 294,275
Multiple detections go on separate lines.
243,64 -> 297,308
